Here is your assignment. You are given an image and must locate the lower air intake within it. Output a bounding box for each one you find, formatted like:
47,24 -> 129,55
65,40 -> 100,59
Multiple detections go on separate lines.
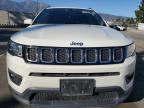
30,92 -> 119,106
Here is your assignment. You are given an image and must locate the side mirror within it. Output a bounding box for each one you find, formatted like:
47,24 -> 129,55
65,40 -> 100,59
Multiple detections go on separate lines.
24,19 -> 32,25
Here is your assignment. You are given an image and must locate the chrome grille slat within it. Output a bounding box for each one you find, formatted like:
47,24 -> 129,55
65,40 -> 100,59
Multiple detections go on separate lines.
40,48 -> 54,63
100,48 -> 111,63
113,48 -> 123,62
85,49 -> 98,63
25,47 -> 124,64
26,47 -> 38,62
70,49 -> 83,63
56,49 -> 69,63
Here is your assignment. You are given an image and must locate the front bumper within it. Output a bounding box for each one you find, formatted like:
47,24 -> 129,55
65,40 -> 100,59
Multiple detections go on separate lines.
7,52 -> 136,106
10,86 -> 133,107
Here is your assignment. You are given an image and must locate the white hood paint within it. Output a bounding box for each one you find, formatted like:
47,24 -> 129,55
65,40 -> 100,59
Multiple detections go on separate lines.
11,24 -> 133,47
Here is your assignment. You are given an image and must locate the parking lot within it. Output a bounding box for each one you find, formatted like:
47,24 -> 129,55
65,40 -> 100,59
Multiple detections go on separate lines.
0,28 -> 144,108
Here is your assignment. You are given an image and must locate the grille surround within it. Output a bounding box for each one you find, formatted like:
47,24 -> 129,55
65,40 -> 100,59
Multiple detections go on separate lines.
56,49 -> 69,63
113,48 -> 123,62
40,48 -> 54,63
24,46 -> 125,65
70,49 -> 84,64
99,48 -> 111,64
26,47 -> 38,63
85,49 -> 98,63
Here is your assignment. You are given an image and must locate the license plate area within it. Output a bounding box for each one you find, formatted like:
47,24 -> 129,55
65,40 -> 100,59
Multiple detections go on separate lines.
60,79 -> 95,96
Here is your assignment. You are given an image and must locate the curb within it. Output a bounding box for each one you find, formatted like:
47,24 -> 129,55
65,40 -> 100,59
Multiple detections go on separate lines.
0,45 -> 7,49
0,42 -> 8,48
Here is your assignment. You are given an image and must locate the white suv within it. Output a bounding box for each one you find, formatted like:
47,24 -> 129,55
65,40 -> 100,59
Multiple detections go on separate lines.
7,7 -> 136,107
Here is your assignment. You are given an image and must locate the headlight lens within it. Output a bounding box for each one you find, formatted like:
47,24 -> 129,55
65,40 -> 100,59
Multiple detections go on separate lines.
8,41 -> 22,57
126,43 -> 136,58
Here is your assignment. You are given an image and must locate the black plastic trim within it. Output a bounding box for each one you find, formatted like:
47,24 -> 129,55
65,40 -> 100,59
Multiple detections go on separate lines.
8,69 -> 23,86
29,72 -> 120,77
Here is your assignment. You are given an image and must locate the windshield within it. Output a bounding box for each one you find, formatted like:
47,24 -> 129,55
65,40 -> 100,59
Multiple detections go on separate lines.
33,8 -> 106,26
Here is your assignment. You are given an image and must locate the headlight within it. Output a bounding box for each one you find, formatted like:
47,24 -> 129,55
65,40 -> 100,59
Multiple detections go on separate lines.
126,43 -> 136,58
8,41 -> 22,57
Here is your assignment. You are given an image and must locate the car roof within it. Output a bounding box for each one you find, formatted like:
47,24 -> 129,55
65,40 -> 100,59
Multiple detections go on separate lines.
46,7 -> 94,11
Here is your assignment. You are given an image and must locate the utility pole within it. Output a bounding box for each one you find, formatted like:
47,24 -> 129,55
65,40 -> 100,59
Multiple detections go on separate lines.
7,11 -> 10,25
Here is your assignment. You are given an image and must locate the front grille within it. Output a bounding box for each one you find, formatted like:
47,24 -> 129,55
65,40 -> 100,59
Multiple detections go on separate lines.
24,47 -> 125,65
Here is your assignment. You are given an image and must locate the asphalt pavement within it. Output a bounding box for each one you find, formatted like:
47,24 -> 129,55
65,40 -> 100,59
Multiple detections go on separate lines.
0,28 -> 144,108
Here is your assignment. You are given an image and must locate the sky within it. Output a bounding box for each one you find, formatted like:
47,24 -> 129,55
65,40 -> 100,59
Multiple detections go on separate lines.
41,0 -> 141,17
15,0 -> 141,17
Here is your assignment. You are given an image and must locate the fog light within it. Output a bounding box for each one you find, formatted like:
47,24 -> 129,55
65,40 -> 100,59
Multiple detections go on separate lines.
125,72 -> 135,84
8,69 -> 22,86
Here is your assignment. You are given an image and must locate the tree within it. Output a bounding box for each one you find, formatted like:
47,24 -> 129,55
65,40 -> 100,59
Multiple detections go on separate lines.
135,0 -> 144,23
126,18 -> 135,24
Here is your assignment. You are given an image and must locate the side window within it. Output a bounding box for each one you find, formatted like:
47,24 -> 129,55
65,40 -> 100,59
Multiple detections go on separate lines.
94,13 -> 106,26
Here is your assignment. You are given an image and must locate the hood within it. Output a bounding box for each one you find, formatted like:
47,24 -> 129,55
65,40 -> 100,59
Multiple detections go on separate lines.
11,24 -> 133,47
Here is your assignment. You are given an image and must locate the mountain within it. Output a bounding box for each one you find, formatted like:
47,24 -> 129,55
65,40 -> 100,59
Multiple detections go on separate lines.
99,13 -> 129,21
0,0 -> 50,13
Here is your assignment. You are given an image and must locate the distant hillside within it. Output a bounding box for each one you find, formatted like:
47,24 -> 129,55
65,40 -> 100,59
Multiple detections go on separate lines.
99,13 -> 129,21
0,0 -> 50,13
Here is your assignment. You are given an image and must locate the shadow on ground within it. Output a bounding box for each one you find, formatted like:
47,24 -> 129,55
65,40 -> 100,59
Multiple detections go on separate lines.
126,51 -> 144,103
0,97 -> 20,108
0,51 -> 144,108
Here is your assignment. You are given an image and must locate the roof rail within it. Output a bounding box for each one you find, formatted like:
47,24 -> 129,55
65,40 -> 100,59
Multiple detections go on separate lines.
88,8 -> 93,10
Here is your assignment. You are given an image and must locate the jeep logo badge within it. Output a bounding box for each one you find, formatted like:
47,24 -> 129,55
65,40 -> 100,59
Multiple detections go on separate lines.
70,41 -> 84,46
